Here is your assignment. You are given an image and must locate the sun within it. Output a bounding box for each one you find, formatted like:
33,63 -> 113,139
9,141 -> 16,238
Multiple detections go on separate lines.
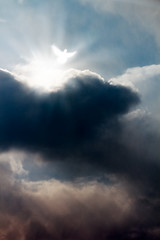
14,45 -> 77,92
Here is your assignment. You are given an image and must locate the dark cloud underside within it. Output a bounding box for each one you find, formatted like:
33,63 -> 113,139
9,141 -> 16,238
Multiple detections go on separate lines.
0,69 -> 160,191
0,69 -> 139,154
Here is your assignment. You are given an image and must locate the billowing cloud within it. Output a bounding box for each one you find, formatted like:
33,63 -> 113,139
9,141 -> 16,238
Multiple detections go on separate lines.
0,66 -> 160,239
0,67 -> 160,190
0,68 -> 139,155
109,64 -> 160,121
0,160 -> 160,240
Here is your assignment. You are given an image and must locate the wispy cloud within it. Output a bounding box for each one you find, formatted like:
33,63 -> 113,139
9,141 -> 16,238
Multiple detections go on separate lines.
0,18 -> 6,23
18,0 -> 24,4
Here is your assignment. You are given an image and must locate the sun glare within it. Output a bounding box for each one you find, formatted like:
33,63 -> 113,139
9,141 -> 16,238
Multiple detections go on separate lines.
14,45 -> 77,92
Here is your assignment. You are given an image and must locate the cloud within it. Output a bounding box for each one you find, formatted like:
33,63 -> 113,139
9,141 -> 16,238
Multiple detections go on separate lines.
18,0 -> 24,4
109,64 -> 160,121
0,67 -> 160,239
0,161 -> 160,240
109,64 -> 160,86
0,1 -> 159,239
0,150 -> 28,176
0,18 -> 6,23
0,159 -> 159,240
0,68 -> 139,156
0,67 -> 160,190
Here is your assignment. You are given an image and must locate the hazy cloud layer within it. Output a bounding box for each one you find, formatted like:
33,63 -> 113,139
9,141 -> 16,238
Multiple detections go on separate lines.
78,0 -> 160,48
0,161 -> 160,240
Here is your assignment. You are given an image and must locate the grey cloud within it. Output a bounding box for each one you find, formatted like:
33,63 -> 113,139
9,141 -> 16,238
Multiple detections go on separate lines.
0,162 -> 160,240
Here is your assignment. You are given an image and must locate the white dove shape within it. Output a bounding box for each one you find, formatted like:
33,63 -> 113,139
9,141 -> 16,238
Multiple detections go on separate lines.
52,45 -> 77,64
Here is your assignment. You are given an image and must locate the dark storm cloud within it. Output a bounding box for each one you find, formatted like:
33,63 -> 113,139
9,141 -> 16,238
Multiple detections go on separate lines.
0,68 -> 160,239
0,68 -> 160,195
1,68 -> 160,191
0,69 -> 139,154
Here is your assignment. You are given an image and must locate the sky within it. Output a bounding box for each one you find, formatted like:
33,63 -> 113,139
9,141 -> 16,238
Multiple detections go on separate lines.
0,0 -> 160,239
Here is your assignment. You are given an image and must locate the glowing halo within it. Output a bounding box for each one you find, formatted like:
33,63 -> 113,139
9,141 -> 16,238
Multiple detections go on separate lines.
13,45 -> 77,92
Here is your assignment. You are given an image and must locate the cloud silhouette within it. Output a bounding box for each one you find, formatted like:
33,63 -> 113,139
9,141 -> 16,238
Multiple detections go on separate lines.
0,68 -> 139,155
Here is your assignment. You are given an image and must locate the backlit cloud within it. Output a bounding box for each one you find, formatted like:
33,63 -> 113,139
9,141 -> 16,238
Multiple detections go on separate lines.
0,0 -> 160,239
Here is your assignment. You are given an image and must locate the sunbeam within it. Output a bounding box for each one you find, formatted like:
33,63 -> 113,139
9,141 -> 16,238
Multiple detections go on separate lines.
14,45 -> 77,91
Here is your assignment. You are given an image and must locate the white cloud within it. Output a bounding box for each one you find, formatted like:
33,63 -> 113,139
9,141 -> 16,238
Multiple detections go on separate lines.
109,64 -> 160,87
0,151 -> 28,176
109,64 -> 160,122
